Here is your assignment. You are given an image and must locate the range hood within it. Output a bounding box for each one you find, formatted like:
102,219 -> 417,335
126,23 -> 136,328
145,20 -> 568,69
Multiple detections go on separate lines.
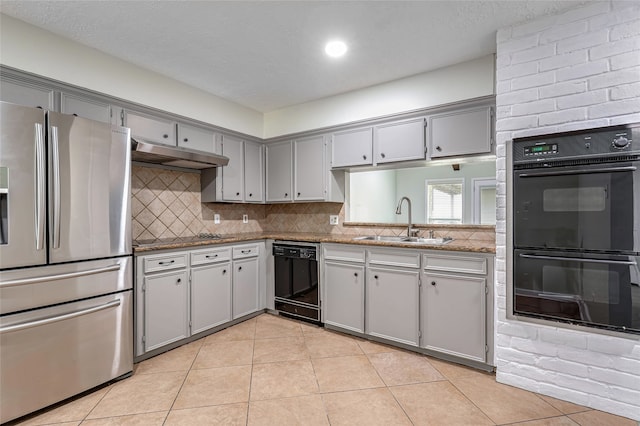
131,139 -> 229,169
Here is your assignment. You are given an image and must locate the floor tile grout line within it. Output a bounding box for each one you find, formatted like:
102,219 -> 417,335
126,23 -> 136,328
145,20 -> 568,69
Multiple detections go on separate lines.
245,318 -> 258,426
447,377 -> 501,425
161,338 -> 205,425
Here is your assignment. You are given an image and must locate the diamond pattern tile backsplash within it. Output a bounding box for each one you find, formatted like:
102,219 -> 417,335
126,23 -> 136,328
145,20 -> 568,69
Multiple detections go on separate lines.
131,166 -> 495,242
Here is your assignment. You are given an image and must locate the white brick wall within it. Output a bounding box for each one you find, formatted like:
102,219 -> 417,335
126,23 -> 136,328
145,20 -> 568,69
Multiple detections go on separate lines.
495,1 -> 640,421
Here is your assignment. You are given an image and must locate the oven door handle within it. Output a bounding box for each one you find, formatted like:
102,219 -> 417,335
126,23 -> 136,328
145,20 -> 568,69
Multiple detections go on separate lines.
519,253 -> 637,266
518,166 -> 637,178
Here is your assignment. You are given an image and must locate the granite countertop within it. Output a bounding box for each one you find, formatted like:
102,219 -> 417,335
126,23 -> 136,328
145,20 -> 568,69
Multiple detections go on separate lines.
133,232 -> 495,254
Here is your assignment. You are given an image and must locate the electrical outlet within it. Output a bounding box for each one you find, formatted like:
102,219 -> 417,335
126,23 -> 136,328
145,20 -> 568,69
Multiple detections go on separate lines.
329,215 -> 339,225
242,214 -> 248,224
214,214 -> 220,224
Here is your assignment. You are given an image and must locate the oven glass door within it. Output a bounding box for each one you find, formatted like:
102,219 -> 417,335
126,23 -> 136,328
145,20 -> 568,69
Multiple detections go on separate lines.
513,161 -> 639,252
514,249 -> 640,333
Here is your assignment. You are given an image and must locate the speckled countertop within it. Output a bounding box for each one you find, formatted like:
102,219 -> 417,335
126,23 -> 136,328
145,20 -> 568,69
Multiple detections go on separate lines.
133,232 -> 495,254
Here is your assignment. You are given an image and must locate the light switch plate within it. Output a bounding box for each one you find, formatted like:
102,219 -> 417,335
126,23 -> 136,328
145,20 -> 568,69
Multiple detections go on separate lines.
329,215 -> 339,225
214,214 -> 220,224
242,214 -> 248,223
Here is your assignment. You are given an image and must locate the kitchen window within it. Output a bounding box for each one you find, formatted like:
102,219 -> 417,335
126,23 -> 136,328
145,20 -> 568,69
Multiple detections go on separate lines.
426,179 -> 463,224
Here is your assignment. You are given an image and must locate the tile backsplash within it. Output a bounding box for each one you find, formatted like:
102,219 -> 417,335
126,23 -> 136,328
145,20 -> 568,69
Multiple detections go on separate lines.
131,166 -> 495,242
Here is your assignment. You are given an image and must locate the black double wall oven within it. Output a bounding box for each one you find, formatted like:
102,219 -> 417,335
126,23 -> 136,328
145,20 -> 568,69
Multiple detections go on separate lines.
512,123 -> 640,334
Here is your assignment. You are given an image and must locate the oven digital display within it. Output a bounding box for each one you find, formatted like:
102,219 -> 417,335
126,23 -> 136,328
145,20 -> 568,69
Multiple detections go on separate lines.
524,143 -> 558,156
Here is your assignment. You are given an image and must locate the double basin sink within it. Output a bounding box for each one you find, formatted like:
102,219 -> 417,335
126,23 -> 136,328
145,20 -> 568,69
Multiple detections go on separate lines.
353,235 -> 453,245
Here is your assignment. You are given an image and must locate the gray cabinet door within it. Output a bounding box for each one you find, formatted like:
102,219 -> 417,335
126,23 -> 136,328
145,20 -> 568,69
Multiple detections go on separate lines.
422,272 -> 486,362
331,127 -> 373,168
177,124 -> 217,153
323,261 -> 365,333
375,118 -> 425,164
266,141 -> 292,202
61,93 -> 111,123
232,257 -> 260,319
294,136 -> 325,201
126,111 -> 175,146
244,141 -> 264,202
220,135 -> 244,201
191,262 -> 232,334
144,270 -> 189,352
428,106 -> 492,158
0,79 -> 55,109
366,266 -> 420,346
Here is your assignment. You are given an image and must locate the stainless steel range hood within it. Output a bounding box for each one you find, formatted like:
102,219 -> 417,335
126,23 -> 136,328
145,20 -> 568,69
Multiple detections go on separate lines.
131,139 -> 229,169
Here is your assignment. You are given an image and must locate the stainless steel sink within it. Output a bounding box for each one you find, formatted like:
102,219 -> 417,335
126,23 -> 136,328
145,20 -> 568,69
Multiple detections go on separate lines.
352,235 -> 453,245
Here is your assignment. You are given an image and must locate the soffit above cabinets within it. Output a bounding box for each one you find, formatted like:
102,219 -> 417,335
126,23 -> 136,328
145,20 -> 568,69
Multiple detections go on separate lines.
0,1 -> 586,112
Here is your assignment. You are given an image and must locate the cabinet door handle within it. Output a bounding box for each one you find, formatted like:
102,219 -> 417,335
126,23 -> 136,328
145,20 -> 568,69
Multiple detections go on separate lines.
183,138 -> 188,142
374,275 -> 379,279
297,192 -> 301,196
236,192 -> 240,196
431,281 -> 436,286
222,269 -> 227,274
362,155 -> 367,160
238,266 -> 242,271
436,146 -> 442,151
163,134 -> 169,139
249,193 -> 253,197
354,272 -> 358,277
284,193 -> 288,197
158,260 -> 175,265
177,278 -> 182,283
380,153 -> 385,158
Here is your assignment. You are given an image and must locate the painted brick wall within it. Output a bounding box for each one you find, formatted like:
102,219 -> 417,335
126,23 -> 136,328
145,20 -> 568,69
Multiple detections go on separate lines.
495,1 -> 640,421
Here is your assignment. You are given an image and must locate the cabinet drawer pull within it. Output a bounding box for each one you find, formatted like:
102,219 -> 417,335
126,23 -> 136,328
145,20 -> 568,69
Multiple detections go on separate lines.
205,254 -> 218,259
241,250 -> 252,254
158,260 -> 175,265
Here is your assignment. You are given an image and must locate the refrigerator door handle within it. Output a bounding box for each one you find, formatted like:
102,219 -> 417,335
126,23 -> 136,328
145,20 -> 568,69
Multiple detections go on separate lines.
0,299 -> 121,334
51,125 -> 61,249
0,264 -> 122,288
35,123 -> 46,251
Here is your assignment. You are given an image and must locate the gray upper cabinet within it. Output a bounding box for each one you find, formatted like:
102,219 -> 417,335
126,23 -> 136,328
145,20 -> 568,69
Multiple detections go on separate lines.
177,124 -> 217,154
220,135 -> 244,202
244,141 -> 264,203
61,93 -> 111,123
125,111 -> 176,146
374,117 -> 426,164
427,106 -> 493,159
294,135 -> 325,201
331,127 -> 373,168
266,141 -> 293,202
0,79 -> 55,110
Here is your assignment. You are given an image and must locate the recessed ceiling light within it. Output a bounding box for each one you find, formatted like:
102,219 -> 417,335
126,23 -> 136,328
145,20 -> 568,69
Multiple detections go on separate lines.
325,40 -> 348,58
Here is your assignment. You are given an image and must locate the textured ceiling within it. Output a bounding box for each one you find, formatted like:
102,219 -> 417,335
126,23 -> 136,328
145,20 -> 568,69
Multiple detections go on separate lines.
0,1 -> 586,112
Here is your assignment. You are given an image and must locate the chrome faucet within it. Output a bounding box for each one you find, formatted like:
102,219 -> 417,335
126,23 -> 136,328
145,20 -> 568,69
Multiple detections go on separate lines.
395,196 -> 415,237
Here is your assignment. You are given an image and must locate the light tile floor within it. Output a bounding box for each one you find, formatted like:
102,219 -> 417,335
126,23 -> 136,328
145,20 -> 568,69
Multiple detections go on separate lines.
14,314 -> 637,426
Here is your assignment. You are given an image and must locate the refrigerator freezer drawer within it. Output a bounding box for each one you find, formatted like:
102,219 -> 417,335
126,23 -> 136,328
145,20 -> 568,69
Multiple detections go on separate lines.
0,290 -> 133,424
0,256 -> 132,315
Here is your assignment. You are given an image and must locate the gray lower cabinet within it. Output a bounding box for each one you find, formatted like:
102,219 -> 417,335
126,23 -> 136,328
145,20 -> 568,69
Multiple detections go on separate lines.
366,265 -> 420,346
420,252 -> 490,363
144,269 -> 190,352
422,272 -> 486,362
323,261 -> 365,333
233,257 -> 260,319
191,261 -> 232,334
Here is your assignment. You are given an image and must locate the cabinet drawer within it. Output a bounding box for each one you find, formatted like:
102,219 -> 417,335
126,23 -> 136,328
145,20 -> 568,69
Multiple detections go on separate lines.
323,244 -> 366,263
191,247 -> 231,266
232,244 -> 260,259
143,253 -> 188,273
368,248 -> 420,269
423,253 -> 487,275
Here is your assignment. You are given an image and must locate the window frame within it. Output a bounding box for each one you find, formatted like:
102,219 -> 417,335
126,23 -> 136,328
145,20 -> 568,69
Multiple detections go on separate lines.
472,177 -> 497,225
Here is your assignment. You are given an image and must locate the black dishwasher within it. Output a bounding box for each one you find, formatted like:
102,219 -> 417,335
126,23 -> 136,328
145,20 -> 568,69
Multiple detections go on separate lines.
273,242 -> 320,323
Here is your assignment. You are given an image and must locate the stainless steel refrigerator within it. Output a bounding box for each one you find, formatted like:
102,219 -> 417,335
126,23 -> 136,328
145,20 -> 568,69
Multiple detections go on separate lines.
0,101 -> 133,423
